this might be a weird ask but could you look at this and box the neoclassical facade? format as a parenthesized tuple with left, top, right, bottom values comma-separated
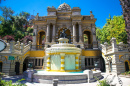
(32, 3, 98, 49)
(0, 3, 129, 76)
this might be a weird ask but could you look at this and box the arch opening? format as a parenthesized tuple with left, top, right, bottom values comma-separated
(50, 24, 53, 42)
(58, 28, 71, 43)
(125, 61, 129, 72)
(83, 31, 92, 49)
(100, 57, 106, 72)
(37, 30, 46, 49)
(76, 23, 79, 42)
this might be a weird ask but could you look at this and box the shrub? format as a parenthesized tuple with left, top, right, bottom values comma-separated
(97, 79, 110, 86)
(0, 72, 26, 86)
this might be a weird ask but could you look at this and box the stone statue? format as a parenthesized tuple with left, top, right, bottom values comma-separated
(60, 29, 67, 38)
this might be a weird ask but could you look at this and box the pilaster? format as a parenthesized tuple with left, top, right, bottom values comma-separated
(32, 28, 37, 48)
(19, 63, 23, 74)
(73, 23, 76, 43)
(46, 24, 50, 42)
(78, 22, 83, 43)
(60, 53, 65, 72)
(75, 54, 80, 71)
(52, 24, 56, 43)
(46, 55, 51, 71)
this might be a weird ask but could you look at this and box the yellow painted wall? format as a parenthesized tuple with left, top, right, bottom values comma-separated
(23, 50, 100, 58)
(82, 50, 101, 56)
(30, 51, 45, 57)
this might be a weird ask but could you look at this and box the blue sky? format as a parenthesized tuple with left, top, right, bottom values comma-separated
(0, 0, 123, 28)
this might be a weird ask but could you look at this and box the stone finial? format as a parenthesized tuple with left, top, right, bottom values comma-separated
(37, 13, 39, 15)
(90, 11, 94, 19)
(90, 11, 92, 14)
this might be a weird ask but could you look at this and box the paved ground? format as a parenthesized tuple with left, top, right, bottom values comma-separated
(2, 73, 130, 86)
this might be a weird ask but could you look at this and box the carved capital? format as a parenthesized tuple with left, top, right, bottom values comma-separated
(72, 22, 76, 25)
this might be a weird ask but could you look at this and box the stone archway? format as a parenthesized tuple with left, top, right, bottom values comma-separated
(100, 56, 106, 72)
(37, 30, 46, 49)
(58, 28, 71, 43)
(83, 30, 92, 49)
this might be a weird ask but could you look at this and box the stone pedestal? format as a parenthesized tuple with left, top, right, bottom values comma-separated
(84, 70, 93, 83)
(26, 70, 35, 82)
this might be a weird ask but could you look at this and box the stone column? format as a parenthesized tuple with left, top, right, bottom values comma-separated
(32, 28, 37, 49)
(87, 58, 89, 68)
(90, 58, 92, 66)
(92, 26, 98, 49)
(46, 24, 50, 42)
(19, 63, 23, 74)
(73, 23, 76, 43)
(40, 59, 42, 66)
(79, 23, 83, 43)
(46, 55, 51, 71)
(75, 54, 80, 71)
(52, 24, 56, 43)
(60, 53, 65, 72)
(33, 59, 35, 67)
(37, 59, 39, 66)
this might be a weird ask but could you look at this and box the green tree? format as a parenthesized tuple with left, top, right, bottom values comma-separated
(0, 6, 32, 41)
(0, 6, 14, 21)
(96, 15, 127, 44)
(19, 11, 30, 20)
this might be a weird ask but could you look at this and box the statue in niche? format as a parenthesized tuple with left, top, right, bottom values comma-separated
(60, 29, 67, 38)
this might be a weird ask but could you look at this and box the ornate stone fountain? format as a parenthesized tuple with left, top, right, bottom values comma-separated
(45, 35, 81, 72)
(27, 29, 102, 84)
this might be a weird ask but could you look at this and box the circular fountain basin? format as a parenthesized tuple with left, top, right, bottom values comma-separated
(33, 70, 103, 84)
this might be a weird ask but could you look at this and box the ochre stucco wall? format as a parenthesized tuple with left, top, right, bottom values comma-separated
(23, 50, 101, 58)
(82, 50, 101, 56)
(30, 51, 45, 57)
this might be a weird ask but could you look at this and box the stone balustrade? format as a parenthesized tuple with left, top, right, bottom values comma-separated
(1, 41, 32, 55)
(100, 38, 129, 55)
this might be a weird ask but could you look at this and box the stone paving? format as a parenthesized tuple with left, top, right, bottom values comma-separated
(2, 73, 130, 86)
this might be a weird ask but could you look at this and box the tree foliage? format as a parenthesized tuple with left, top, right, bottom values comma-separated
(0, 6, 14, 21)
(0, 6, 33, 42)
(96, 15, 127, 44)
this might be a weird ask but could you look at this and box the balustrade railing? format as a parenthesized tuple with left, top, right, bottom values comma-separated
(117, 44, 129, 51)
(31, 45, 45, 50)
(84, 44, 93, 49)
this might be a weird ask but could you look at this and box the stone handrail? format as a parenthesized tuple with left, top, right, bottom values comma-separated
(0, 41, 32, 55)
(100, 38, 129, 55)
(117, 43, 128, 51)
(106, 45, 113, 53)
